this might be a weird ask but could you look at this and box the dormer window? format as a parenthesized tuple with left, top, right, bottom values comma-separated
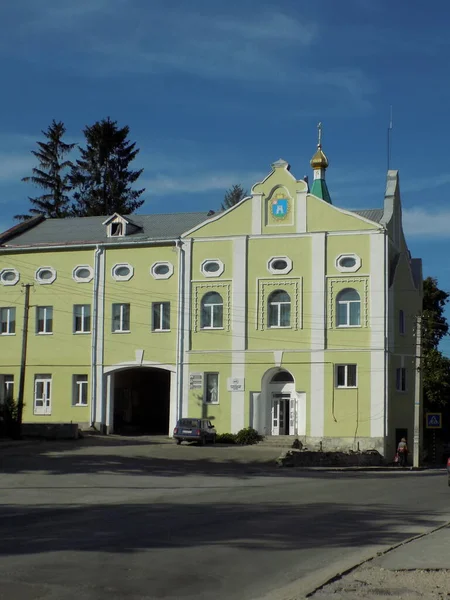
(110, 222, 123, 237)
(103, 213, 141, 238)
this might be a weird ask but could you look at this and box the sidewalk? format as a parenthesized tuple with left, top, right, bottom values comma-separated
(312, 524, 450, 599)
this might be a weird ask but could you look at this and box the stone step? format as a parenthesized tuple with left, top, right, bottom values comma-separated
(259, 436, 299, 447)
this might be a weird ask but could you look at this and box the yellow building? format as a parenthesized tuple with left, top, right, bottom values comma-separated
(0, 140, 422, 457)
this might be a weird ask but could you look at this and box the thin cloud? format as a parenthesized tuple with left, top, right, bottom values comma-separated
(403, 208, 450, 238)
(0, 154, 35, 183)
(142, 171, 264, 195)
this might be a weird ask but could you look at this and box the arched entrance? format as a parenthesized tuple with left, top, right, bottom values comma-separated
(252, 368, 306, 436)
(111, 367, 171, 435)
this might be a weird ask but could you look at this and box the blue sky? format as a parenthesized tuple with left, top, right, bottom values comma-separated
(1, 0, 450, 348)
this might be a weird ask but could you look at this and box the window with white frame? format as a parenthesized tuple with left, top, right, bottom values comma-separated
(200, 292, 223, 329)
(152, 302, 170, 331)
(204, 372, 219, 404)
(72, 265, 94, 283)
(0, 268, 19, 286)
(112, 303, 130, 332)
(336, 288, 361, 327)
(200, 259, 224, 278)
(399, 309, 405, 334)
(112, 263, 134, 281)
(267, 256, 292, 275)
(34, 374, 52, 415)
(73, 304, 91, 333)
(36, 306, 53, 334)
(151, 262, 174, 280)
(335, 254, 361, 273)
(73, 375, 88, 406)
(0, 307, 16, 334)
(0, 375, 14, 404)
(35, 266, 57, 284)
(268, 290, 291, 328)
(336, 364, 357, 388)
(396, 367, 406, 391)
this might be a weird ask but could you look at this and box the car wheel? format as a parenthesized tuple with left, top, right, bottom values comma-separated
(176, 439, 181, 445)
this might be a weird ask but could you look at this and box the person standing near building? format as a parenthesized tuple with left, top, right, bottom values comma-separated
(397, 437, 408, 467)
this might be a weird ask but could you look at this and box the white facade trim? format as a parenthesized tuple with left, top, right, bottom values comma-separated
(370, 233, 386, 438)
(94, 248, 105, 428)
(310, 352, 325, 437)
(230, 237, 247, 432)
(296, 190, 307, 233)
(103, 360, 176, 374)
(182, 239, 192, 418)
(251, 194, 262, 235)
(311, 233, 326, 350)
(370, 350, 385, 437)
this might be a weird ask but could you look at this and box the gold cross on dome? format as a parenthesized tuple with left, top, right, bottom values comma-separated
(317, 122, 322, 148)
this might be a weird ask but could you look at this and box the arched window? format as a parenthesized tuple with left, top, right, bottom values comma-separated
(268, 290, 291, 328)
(201, 292, 223, 329)
(336, 288, 361, 327)
(271, 370, 294, 383)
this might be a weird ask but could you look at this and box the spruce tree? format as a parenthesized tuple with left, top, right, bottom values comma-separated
(70, 117, 145, 216)
(15, 120, 75, 221)
(221, 184, 248, 211)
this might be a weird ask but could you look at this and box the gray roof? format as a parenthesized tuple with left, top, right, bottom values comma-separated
(1, 212, 211, 247)
(351, 209, 384, 223)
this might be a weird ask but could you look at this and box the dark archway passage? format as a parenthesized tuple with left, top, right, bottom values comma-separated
(113, 368, 170, 435)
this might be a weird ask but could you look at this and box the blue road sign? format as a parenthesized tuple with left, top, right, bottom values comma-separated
(426, 413, 442, 429)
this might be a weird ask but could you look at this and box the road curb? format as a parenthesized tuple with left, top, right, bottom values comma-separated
(303, 519, 450, 598)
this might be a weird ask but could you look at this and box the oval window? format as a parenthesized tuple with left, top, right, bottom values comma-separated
(115, 266, 130, 277)
(339, 256, 357, 268)
(76, 268, 91, 279)
(204, 261, 220, 273)
(272, 259, 288, 271)
(2, 271, 17, 282)
(154, 264, 170, 275)
(39, 269, 53, 280)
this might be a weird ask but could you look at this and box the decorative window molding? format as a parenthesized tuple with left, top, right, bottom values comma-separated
(150, 262, 174, 280)
(328, 277, 369, 328)
(112, 263, 134, 282)
(200, 259, 224, 278)
(72, 265, 94, 283)
(0, 268, 19, 286)
(335, 253, 361, 273)
(267, 256, 292, 275)
(257, 278, 302, 331)
(35, 266, 56, 285)
(192, 281, 231, 333)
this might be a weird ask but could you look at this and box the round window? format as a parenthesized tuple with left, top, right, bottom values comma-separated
(204, 261, 220, 273)
(115, 266, 130, 277)
(76, 268, 91, 279)
(2, 271, 17, 282)
(39, 269, 53, 280)
(272, 259, 288, 271)
(154, 264, 170, 275)
(339, 256, 357, 268)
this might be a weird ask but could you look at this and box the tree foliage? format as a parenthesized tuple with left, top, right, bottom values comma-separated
(221, 184, 248, 211)
(70, 117, 145, 216)
(16, 120, 75, 221)
(421, 277, 450, 406)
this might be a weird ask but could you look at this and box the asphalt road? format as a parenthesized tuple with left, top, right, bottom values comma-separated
(1, 437, 450, 600)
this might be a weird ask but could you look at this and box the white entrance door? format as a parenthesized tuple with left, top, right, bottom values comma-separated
(34, 376, 52, 415)
(272, 394, 295, 435)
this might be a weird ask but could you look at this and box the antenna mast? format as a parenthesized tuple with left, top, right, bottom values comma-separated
(387, 106, 393, 171)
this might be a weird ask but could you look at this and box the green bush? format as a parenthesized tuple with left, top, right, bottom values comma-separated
(235, 427, 264, 445)
(216, 433, 237, 444)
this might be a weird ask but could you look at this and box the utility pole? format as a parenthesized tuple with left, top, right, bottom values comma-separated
(413, 314, 422, 468)
(16, 283, 32, 438)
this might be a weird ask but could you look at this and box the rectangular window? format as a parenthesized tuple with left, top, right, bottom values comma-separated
(396, 367, 406, 391)
(152, 302, 170, 331)
(73, 375, 88, 406)
(204, 372, 219, 404)
(36, 306, 53, 334)
(112, 303, 130, 332)
(0, 375, 14, 404)
(0, 307, 16, 335)
(34, 374, 52, 415)
(336, 364, 357, 388)
(399, 310, 405, 335)
(74, 304, 91, 333)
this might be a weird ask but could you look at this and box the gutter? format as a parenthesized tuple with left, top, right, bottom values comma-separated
(0, 239, 177, 254)
(384, 230, 389, 451)
(175, 238, 185, 422)
(91, 245, 104, 427)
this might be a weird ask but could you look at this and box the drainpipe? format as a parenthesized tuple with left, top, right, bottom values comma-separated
(384, 230, 389, 453)
(175, 237, 185, 422)
(91, 245, 103, 427)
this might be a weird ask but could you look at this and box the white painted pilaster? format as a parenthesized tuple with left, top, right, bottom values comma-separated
(296, 190, 307, 233)
(370, 232, 386, 438)
(231, 236, 247, 432)
(169, 371, 177, 431)
(95, 248, 105, 429)
(251, 194, 262, 235)
(181, 239, 192, 418)
(310, 352, 325, 437)
(311, 233, 326, 350)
